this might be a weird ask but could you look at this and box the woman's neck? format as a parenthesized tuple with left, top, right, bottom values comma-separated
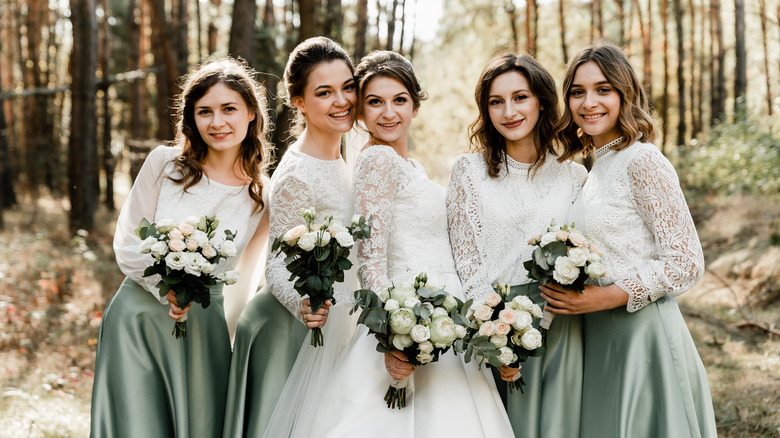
(298, 128, 343, 160)
(505, 138, 537, 164)
(203, 149, 248, 186)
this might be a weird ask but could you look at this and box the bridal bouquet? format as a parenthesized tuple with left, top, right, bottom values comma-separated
(271, 208, 371, 347)
(136, 215, 239, 339)
(463, 283, 545, 393)
(351, 273, 470, 409)
(524, 219, 606, 333)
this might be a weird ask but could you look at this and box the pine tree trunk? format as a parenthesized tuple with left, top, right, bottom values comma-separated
(298, 0, 316, 41)
(355, 0, 368, 61)
(674, 0, 686, 146)
(229, 0, 257, 64)
(713, 0, 726, 123)
(759, 0, 773, 115)
(614, 0, 625, 47)
(528, 0, 538, 54)
(733, 0, 746, 120)
(100, 0, 114, 210)
(398, 0, 407, 55)
(387, 0, 398, 50)
(689, 0, 700, 137)
(507, 1, 519, 53)
(559, 0, 568, 64)
(661, 0, 669, 153)
(324, 0, 343, 41)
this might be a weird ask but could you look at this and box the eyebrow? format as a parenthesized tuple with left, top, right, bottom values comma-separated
(571, 80, 611, 88)
(488, 89, 530, 99)
(314, 78, 354, 92)
(196, 101, 239, 109)
(365, 91, 410, 100)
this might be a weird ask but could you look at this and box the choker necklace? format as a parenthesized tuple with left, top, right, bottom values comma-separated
(594, 136, 623, 158)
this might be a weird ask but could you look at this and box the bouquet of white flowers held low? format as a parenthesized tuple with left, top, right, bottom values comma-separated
(136, 215, 239, 339)
(271, 208, 372, 347)
(524, 219, 606, 336)
(463, 283, 545, 393)
(351, 273, 470, 409)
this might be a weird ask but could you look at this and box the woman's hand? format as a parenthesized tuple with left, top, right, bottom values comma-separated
(165, 290, 192, 321)
(540, 282, 628, 314)
(498, 365, 521, 382)
(384, 350, 415, 380)
(299, 298, 332, 329)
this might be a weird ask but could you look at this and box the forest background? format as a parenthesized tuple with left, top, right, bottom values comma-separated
(0, 0, 778, 436)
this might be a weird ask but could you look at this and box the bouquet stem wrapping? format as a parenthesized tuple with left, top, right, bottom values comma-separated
(309, 327, 324, 347)
(384, 377, 409, 409)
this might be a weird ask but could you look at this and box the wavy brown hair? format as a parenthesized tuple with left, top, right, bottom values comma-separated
(556, 42, 657, 161)
(169, 57, 271, 212)
(469, 53, 560, 178)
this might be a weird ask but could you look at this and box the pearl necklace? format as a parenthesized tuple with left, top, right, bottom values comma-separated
(594, 136, 623, 158)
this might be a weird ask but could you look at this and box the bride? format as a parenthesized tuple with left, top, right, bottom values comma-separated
(265, 50, 513, 437)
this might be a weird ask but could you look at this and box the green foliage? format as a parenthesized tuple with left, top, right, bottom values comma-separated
(678, 115, 780, 202)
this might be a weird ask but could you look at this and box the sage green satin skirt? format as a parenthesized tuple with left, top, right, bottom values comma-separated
(90, 278, 231, 438)
(581, 295, 717, 438)
(222, 285, 308, 438)
(504, 287, 584, 438)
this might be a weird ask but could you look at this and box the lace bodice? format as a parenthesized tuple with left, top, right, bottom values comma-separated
(446, 153, 587, 301)
(266, 146, 354, 318)
(113, 145, 264, 304)
(353, 145, 458, 293)
(570, 141, 704, 312)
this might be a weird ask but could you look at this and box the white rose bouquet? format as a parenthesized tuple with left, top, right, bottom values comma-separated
(463, 283, 545, 393)
(136, 215, 239, 339)
(351, 273, 470, 409)
(524, 219, 606, 335)
(271, 208, 372, 347)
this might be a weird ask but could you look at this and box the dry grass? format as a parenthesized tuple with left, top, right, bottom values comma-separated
(0, 194, 778, 437)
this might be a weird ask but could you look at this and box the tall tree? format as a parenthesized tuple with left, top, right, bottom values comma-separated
(527, 0, 538, 54)
(688, 0, 700, 137)
(733, 0, 746, 120)
(128, 0, 146, 182)
(324, 0, 343, 40)
(673, 0, 686, 146)
(695, 1, 705, 131)
(228, 0, 257, 63)
(711, 0, 726, 124)
(148, 0, 182, 141)
(354, 0, 369, 60)
(660, 0, 669, 153)
(298, 0, 316, 40)
(99, 0, 115, 210)
(614, 0, 625, 47)
(25, 0, 49, 192)
(398, 0, 407, 55)
(507, 1, 519, 53)
(759, 0, 773, 115)
(387, 0, 398, 50)
(632, 0, 652, 97)
(208, 0, 221, 54)
(559, 0, 568, 64)
(69, 0, 99, 231)
(0, 26, 15, 219)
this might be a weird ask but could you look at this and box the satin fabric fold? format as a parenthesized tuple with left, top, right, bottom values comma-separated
(222, 285, 308, 437)
(90, 278, 230, 438)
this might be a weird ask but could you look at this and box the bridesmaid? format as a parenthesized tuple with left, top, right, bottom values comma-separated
(223, 36, 357, 438)
(446, 53, 587, 438)
(90, 57, 272, 437)
(542, 42, 717, 437)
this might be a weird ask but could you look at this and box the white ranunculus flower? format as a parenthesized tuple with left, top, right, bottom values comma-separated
(484, 291, 502, 307)
(334, 231, 354, 247)
(186, 239, 199, 251)
(521, 328, 543, 350)
(155, 218, 175, 232)
(478, 320, 496, 337)
(588, 251, 602, 263)
(511, 330, 524, 347)
(223, 270, 240, 285)
(392, 333, 414, 350)
(190, 230, 209, 247)
(432, 307, 448, 319)
(498, 308, 518, 325)
(297, 232, 318, 251)
(200, 261, 215, 275)
(151, 241, 169, 258)
(442, 294, 458, 312)
(178, 223, 195, 236)
(165, 252, 187, 270)
(540, 232, 558, 247)
(316, 230, 331, 246)
(455, 325, 467, 338)
(568, 247, 589, 267)
(416, 352, 434, 364)
(410, 324, 431, 343)
(585, 261, 606, 279)
(555, 230, 569, 242)
(220, 240, 237, 258)
(168, 228, 184, 241)
(351, 214, 361, 225)
(498, 346, 517, 366)
(553, 256, 579, 285)
(390, 284, 417, 304)
(490, 334, 508, 348)
(389, 308, 417, 335)
(418, 341, 434, 354)
(429, 316, 458, 348)
(568, 232, 588, 247)
(403, 297, 421, 309)
(140, 236, 157, 254)
(494, 322, 511, 336)
(283, 225, 306, 246)
(512, 311, 533, 331)
(512, 295, 535, 312)
(168, 238, 187, 253)
(202, 245, 217, 259)
(473, 304, 494, 321)
(384, 299, 400, 311)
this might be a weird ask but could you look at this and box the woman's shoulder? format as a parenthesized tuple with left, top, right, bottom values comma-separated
(356, 145, 403, 169)
(623, 141, 678, 179)
(143, 145, 181, 178)
(450, 153, 486, 177)
(551, 155, 588, 181)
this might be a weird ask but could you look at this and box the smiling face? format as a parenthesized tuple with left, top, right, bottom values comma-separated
(568, 61, 622, 147)
(293, 60, 357, 135)
(360, 76, 418, 150)
(487, 71, 541, 151)
(194, 82, 255, 155)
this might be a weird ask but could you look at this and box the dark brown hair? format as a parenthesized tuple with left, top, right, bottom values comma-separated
(354, 50, 428, 114)
(469, 53, 560, 178)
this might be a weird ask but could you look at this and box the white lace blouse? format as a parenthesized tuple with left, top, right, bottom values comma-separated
(113, 145, 265, 305)
(265, 146, 354, 318)
(446, 153, 587, 301)
(569, 141, 705, 313)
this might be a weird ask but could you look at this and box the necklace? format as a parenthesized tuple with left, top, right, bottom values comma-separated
(594, 136, 623, 158)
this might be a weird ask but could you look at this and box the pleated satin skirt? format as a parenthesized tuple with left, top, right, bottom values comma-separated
(90, 278, 231, 438)
(504, 286, 584, 438)
(222, 285, 308, 438)
(580, 295, 717, 438)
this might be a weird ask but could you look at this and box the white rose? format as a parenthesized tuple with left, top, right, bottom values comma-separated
(553, 256, 580, 285)
(555, 230, 569, 242)
(220, 240, 237, 258)
(186, 239, 199, 251)
(418, 341, 434, 354)
(334, 231, 355, 247)
(478, 320, 496, 337)
(529, 304, 543, 319)
(498, 308, 518, 325)
(540, 232, 558, 247)
(201, 245, 217, 259)
(139, 236, 157, 254)
(384, 299, 400, 311)
(498, 347, 518, 366)
(585, 262, 606, 279)
(184, 216, 200, 227)
(190, 230, 209, 247)
(403, 297, 421, 309)
(521, 328, 543, 350)
(472, 304, 494, 321)
(588, 251, 602, 263)
(328, 223, 348, 235)
(455, 325, 467, 338)
(168, 238, 187, 253)
(168, 228, 184, 241)
(512, 295, 535, 312)
(155, 218, 175, 232)
(442, 294, 458, 312)
(568, 232, 588, 247)
(484, 291, 502, 307)
(389, 308, 417, 335)
(491, 334, 508, 348)
(494, 322, 511, 336)
(568, 247, 589, 267)
(200, 262, 215, 275)
(223, 270, 240, 285)
(390, 284, 417, 304)
(416, 352, 434, 364)
(178, 223, 195, 236)
(512, 311, 533, 331)
(297, 232, 318, 251)
(165, 252, 187, 270)
(283, 225, 306, 246)
(432, 307, 448, 319)
(316, 230, 331, 246)
(151, 241, 169, 258)
(392, 334, 414, 350)
(184, 256, 202, 276)
(379, 287, 391, 302)
(589, 243, 603, 256)
(410, 324, 431, 343)
(429, 316, 458, 348)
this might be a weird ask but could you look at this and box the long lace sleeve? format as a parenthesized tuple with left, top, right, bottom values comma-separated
(113, 145, 168, 303)
(446, 156, 494, 301)
(266, 173, 313, 320)
(617, 149, 705, 313)
(353, 148, 395, 293)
